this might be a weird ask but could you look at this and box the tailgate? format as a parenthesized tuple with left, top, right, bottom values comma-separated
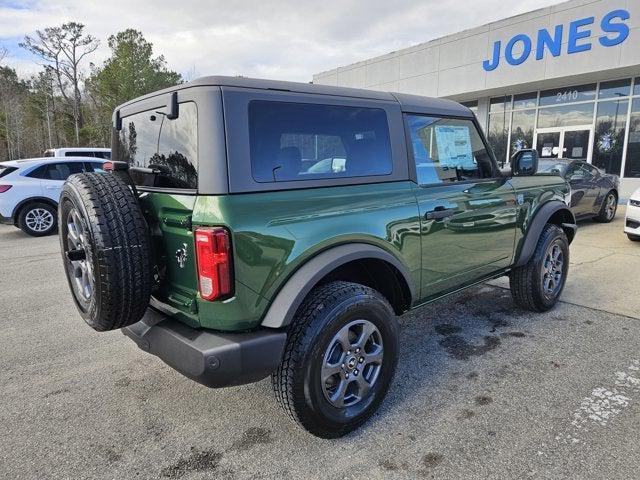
(139, 191, 199, 323)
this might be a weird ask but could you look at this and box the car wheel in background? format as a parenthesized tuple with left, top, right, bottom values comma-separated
(272, 281, 399, 438)
(509, 224, 569, 312)
(58, 172, 153, 332)
(18, 202, 57, 237)
(594, 191, 617, 223)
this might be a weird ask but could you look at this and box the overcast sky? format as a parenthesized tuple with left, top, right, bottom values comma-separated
(1, 0, 562, 82)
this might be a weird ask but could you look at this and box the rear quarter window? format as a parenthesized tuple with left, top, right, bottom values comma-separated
(248, 101, 392, 183)
(118, 102, 198, 189)
(0, 166, 17, 178)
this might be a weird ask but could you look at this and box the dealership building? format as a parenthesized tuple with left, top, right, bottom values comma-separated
(313, 0, 640, 197)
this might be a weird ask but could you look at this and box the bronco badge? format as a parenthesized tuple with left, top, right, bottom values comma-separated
(175, 243, 188, 268)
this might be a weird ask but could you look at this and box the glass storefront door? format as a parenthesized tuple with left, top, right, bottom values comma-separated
(536, 132, 561, 159)
(535, 127, 593, 162)
(563, 130, 591, 160)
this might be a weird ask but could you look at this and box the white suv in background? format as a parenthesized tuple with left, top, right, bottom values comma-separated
(0, 158, 108, 236)
(625, 188, 640, 242)
(43, 147, 111, 159)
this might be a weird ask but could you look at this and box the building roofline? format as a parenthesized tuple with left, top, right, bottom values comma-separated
(313, 0, 574, 79)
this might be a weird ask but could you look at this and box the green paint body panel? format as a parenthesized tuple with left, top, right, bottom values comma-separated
(138, 176, 569, 332)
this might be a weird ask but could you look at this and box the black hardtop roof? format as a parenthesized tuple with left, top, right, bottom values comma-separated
(116, 75, 472, 118)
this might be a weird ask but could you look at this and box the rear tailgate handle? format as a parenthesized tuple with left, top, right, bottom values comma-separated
(425, 207, 456, 221)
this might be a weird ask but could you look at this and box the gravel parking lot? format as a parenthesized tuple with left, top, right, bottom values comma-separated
(1, 209, 639, 479)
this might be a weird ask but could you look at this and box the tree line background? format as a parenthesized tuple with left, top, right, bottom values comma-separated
(0, 23, 182, 162)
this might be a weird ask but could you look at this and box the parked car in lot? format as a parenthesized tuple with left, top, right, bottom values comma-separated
(57, 76, 577, 438)
(43, 147, 111, 159)
(537, 159, 619, 223)
(625, 188, 640, 241)
(0, 158, 108, 236)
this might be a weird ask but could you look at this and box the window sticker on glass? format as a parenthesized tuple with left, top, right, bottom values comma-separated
(434, 125, 475, 169)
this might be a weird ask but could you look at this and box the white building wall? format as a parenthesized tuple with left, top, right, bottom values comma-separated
(313, 0, 638, 101)
(313, 0, 640, 198)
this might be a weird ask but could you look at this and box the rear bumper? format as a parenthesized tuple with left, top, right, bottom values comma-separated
(122, 308, 287, 388)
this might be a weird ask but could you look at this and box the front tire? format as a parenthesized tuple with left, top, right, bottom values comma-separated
(509, 224, 569, 312)
(272, 281, 399, 438)
(18, 202, 57, 236)
(595, 191, 617, 223)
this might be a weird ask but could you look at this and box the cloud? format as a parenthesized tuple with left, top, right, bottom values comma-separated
(0, 0, 561, 82)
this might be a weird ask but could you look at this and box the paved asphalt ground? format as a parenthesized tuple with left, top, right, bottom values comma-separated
(1, 208, 639, 479)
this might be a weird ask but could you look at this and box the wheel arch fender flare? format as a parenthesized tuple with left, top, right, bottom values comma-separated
(514, 200, 576, 268)
(260, 243, 416, 329)
(12, 197, 58, 221)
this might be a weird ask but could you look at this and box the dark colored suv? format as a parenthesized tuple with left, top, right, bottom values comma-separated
(58, 76, 576, 438)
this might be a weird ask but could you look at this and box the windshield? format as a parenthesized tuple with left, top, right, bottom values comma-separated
(537, 161, 567, 176)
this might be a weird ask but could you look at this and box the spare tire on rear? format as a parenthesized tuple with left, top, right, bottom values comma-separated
(58, 172, 153, 331)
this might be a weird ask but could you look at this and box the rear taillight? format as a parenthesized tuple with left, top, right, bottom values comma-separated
(194, 227, 233, 301)
(0, 185, 12, 193)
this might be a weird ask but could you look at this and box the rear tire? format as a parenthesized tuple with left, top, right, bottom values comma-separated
(58, 173, 153, 331)
(509, 224, 569, 312)
(18, 202, 57, 237)
(594, 191, 617, 223)
(272, 281, 399, 438)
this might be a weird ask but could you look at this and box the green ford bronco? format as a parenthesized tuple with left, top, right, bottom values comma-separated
(58, 76, 576, 438)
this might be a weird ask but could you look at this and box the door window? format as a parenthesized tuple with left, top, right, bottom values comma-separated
(566, 162, 593, 181)
(405, 115, 495, 185)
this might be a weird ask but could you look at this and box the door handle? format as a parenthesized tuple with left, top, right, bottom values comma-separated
(45, 186, 59, 190)
(425, 207, 456, 221)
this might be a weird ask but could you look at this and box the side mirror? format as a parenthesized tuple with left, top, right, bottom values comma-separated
(511, 149, 538, 176)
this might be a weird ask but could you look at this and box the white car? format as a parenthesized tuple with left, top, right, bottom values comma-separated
(625, 188, 640, 242)
(0, 157, 108, 236)
(43, 147, 111, 159)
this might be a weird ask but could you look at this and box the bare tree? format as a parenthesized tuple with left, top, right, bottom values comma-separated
(20, 22, 99, 145)
(0, 46, 7, 64)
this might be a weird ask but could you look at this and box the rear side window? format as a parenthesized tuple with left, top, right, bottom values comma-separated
(118, 102, 198, 190)
(64, 151, 111, 159)
(0, 166, 17, 178)
(248, 101, 392, 182)
(65, 151, 93, 157)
